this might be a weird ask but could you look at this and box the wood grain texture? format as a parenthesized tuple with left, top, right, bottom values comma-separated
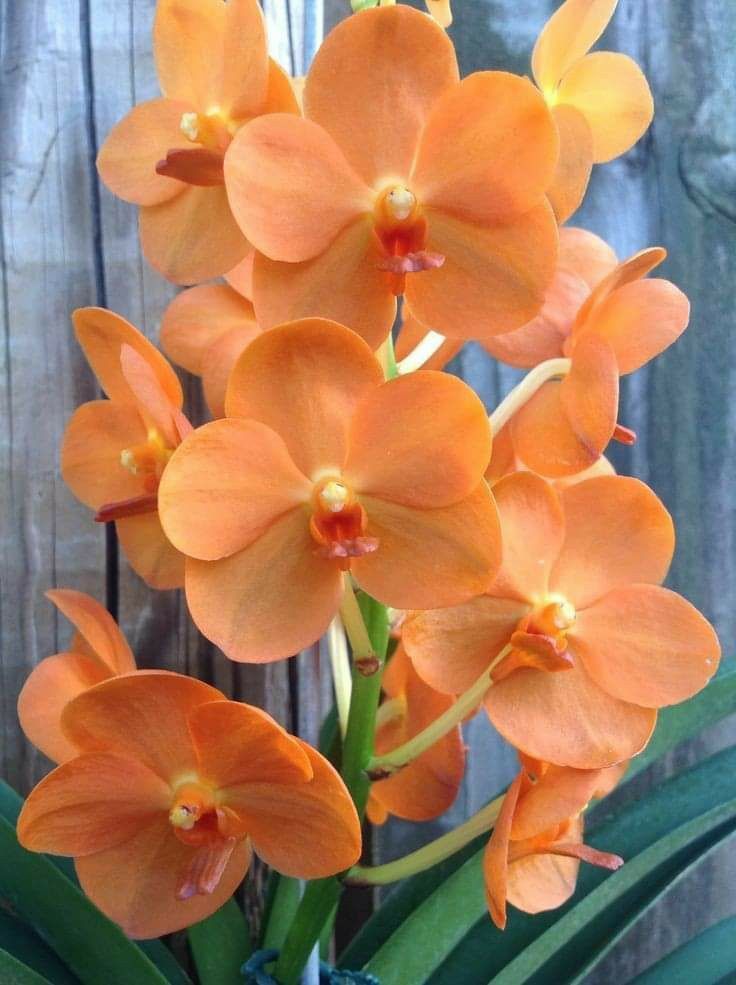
(2, 0, 735, 980)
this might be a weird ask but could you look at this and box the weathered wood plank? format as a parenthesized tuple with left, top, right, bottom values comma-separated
(0, 0, 107, 790)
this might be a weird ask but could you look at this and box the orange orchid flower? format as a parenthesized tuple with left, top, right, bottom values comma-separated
(404, 471, 720, 770)
(161, 276, 260, 420)
(61, 307, 191, 589)
(485, 424, 616, 487)
(17, 671, 361, 938)
(367, 644, 465, 825)
(504, 239, 689, 478)
(158, 318, 501, 663)
(485, 760, 623, 929)
(97, 0, 298, 285)
(18, 589, 135, 765)
(532, 0, 654, 222)
(223, 4, 559, 349)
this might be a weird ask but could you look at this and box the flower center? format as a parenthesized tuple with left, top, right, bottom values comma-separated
(179, 109, 234, 153)
(309, 476, 379, 570)
(167, 778, 246, 901)
(529, 598, 577, 638)
(372, 184, 444, 295)
(120, 428, 173, 492)
(492, 597, 577, 683)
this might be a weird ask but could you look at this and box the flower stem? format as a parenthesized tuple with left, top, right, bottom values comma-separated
(326, 617, 352, 739)
(274, 594, 390, 985)
(377, 331, 399, 380)
(366, 646, 510, 777)
(339, 578, 377, 673)
(489, 357, 571, 432)
(345, 794, 505, 886)
(397, 329, 447, 374)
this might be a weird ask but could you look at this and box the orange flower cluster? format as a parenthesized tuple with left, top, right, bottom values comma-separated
(18, 0, 720, 947)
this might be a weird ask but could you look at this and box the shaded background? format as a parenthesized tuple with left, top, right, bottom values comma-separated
(2, 0, 735, 980)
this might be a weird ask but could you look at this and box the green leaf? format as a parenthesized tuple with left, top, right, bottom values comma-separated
(631, 914, 736, 984)
(0, 781, 180, 985)
(339, 662, 736, 970)
(261, 875, 302, 951)
(360, 743, 736, 984)
(0, 913, 80, 985)
(0, 950, 53, 985)
(187, 899, 251, 985)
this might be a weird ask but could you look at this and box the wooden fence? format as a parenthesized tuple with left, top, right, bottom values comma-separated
(2, 0, 735, 979)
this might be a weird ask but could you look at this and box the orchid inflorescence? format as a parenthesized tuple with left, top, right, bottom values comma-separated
(17, 0, 720, 981)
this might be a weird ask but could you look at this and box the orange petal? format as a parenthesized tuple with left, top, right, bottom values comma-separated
(46, 589, 135, 675)
(406, 203, 558, 340)
(18, 654, 112, 764)
(73, 307, 182, 410)
(482, 268, 586, 368)
(154, 0, 269, 120)
(532, 0, 617, 93)
(559, 226, 618, 288)
(189, 700, 312, 789)
(61, 401, 147, 511)
(546, 104, 593, 224)
(412, 72, 558, 223)
(579, 278, 690, 375)
(61, 671, 224, 781)
(262, 59, 301, 117)
(571, 585, 720, 708)
(140, 185, 248, 285)
(510, 765, 603, 841)
(404, 596, 528, 695)
(252, 219, 397, 350)
(160, 284, 257, 375)
(115, 513, 186, 591)
(484, 657, 656, 769)
(344, 371, 491, 508)
(159, 419, 310, 561)
(370, 652, 465, 822)
(201, 326, 259, 420)
(225, 251, 255, 300)
(97, 98, 191, 206)
(485, 424, 518, 485)
(483, 773, 523, 930)
(17, 752, 170, 856)
(506, 834, 580, 915)
(225, 318, 383, 477)
(491, 472, 565, 602)
(575, 247, 665, 328)
(185, 507, 343, 663)
(76, 815, 250, 938)
(511, 336, 618, 478)
(353, 484, 502, 610)
(224, 114, 372, 263)
(550, 475, 674, 608)
(304, 4, 458, 186)
(225, 741, 361, 878)
(119, 345, 181, 448)
(557, 51, 653, 163)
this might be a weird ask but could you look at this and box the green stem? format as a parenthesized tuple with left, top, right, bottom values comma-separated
(274, 594, 389, 985)
(366, 649, 509, 777)
(345, 794, 505, 886)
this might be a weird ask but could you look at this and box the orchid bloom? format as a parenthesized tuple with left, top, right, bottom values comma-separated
(533, 0, 654, 222)
(17, 671, 361, 938)
(97, 0, 298, 285)
(61, 308, 191, 589)
(485, 422, 616, 488)
(404, 471, 720, 769)
(223, 4, 559, 349)
(367, 643, 465, 825)
(485, 760, 623, 929)
(18, 590, 135, 765)
(505, 238, 689, 478)
(158, 319, 500, 663)
(161, 272, 260, 420)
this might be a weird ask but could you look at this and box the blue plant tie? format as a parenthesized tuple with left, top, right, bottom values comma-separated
(242, 950, 380, 985)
